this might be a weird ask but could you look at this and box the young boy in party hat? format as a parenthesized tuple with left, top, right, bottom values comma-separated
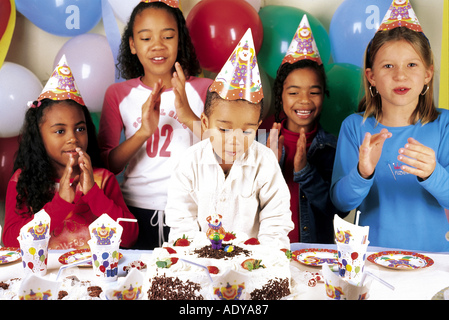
(3, 55, 138, 249)
(165, 29, 294, 249)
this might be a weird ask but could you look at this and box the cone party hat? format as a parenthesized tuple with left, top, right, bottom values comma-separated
(209, 28, 263, 104)
(37, 55, 85, 106)
(282, 14, 323, 66)
(140, 0, 179, 8)
(378, 0, 423, 32)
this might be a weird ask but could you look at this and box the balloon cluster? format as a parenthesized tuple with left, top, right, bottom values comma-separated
(93, 250, 119, 277)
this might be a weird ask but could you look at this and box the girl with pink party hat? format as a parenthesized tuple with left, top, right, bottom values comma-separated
(331, 0, 449, 252)
(3, 56, 138, 250)
(98, 0, 212, 249)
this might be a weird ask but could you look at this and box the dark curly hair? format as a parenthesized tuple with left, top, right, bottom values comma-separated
(273, 59, 328, 123)
(13, 99, 103, 216)
(117, 2, 201, 80)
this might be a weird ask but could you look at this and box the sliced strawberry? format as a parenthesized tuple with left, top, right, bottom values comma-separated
(174, 235, 190, 246)
(163, 247, 177, 254)
(223, 232, 236, 241)
(207, 266, 219, 274)
(244, 237, 260, 245)
(241, 259, 265, 271)
(281, 248, 292, 260)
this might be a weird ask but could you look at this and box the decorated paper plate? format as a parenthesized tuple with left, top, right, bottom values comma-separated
(59, 249, 123, 267)
(0, 247, 21, 265)
(292, 248, 338, 267)
(367, 251, 434, 270)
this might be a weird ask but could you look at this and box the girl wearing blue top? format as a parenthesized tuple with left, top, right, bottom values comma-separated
(331, 25, 449, 252)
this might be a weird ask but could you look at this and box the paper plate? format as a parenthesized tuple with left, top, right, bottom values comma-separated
(292, 248, 338, 267)
(0, 247, 21, 265)
(59, 248, 123, 267)
(367, 250, 434, 270)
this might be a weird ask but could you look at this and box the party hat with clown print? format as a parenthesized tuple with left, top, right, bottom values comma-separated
(378, 0, 423, 33)
(282, 14, 323, 66)
(37, 55, 85, 106)
(209, 28, 263, 104)
(140, 0, 179, 8)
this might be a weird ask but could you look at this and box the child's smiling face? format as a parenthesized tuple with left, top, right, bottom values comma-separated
(129, 7, 179, 87)
(282, 67, 324, 133)
(39, 102, 88, 179)
(201, 99, 261, 172)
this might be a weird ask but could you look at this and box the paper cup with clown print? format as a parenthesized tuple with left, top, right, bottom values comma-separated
(88, 239, 120, 282)
(104, 268, 144, 300)
(17, 236, 50, 276)
(211, 269, 249, 300)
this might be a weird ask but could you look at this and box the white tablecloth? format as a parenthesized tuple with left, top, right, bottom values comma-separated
(1, 243, 448, 300)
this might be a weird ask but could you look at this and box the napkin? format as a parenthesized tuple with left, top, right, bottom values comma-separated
(104, 268, 144, 300)
(322, 263, 371, 300)
(19, 209, 50, 241)
(334, 214, 369, 245)
(211, 269, 249, 300)
(88, 213, 123, 245)
(18, 274, 60, 300)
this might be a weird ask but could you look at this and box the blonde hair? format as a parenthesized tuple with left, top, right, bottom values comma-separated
(358, 27, 438, 125)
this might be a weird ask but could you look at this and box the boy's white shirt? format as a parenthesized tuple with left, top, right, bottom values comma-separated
(165, 139, 294, 249)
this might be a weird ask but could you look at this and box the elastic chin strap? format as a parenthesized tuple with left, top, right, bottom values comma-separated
(150, 210, 166, 247)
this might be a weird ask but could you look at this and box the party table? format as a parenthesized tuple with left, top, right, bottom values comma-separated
(0, 243, 447, 300)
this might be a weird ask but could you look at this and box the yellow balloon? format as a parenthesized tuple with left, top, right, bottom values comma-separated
(28, 247, 36, 255)
(345, 265, 352, 272)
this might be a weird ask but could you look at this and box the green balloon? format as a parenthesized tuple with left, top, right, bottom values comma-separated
(90, 111, 101, 135)
(320, 63, 364, 136)
(258, 5, 331, 79)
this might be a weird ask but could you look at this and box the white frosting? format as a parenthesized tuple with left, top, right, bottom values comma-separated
(145, 232, 291, 300)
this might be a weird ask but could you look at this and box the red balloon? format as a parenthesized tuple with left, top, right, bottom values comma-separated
(28, 262, 34, 270)
(0, 0, 12, 41)
(351, 252, 358, 260)
(186, 0, 263, 73)
(0, 136, 19, 202)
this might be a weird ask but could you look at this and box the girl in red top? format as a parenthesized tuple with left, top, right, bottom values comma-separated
(3, 58, 138, 250)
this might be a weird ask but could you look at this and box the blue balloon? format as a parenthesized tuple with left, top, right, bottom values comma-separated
(329, 0, 391, 67)
(15, 0, 101, 37)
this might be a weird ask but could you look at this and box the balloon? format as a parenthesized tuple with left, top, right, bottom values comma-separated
(245, 0, 261, 12)
(329, 0, 392, 67)
(90, 112, 101, 134)
(0, 62, 43, 137)
(55, 34, 115, 112)
(0, 136, 19, 201)
(320, 63, 363, 136)
(0, 0, 15, 68)
(186, 0, 263, 73)
(259, 68, 273, 119)
(102, 252, 109, 260)
(346, 264, 352, 272)
(28, 247, 36, 255)
(108, 0, 140, 24)
(27, 262, 34, 269)
(258, 6, 331, 79)
(351, 252, 359, 260)
(39, 254, 46, 262)
(15, 0, 101, 37)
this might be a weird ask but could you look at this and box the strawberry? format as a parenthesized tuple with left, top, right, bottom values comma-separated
(244, 237, 260, 245)
(156, 257, 178, 268)
(241, 259, 265, 271)
(223, 232, 236, 241)
(173, 235, 190, 246)
(207, 266, 219, 274)
(163, 247, 177, 254)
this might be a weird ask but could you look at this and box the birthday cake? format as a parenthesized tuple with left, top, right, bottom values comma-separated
(145, 215, 292, 300)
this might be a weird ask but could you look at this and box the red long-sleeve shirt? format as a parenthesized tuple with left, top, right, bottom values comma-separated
(3, 168, 138, 249)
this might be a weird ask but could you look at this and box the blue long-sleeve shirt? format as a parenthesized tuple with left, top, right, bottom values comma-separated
(331, 109, 449, 252)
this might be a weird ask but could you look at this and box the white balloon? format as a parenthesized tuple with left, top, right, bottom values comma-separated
(245, 0, 261, 12)
(55, 34, 115, 112)
(0, 62, 43, 137)
(108, 0, 140, 24)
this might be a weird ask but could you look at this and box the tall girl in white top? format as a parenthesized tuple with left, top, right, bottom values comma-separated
(98, 0, 212, 249)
